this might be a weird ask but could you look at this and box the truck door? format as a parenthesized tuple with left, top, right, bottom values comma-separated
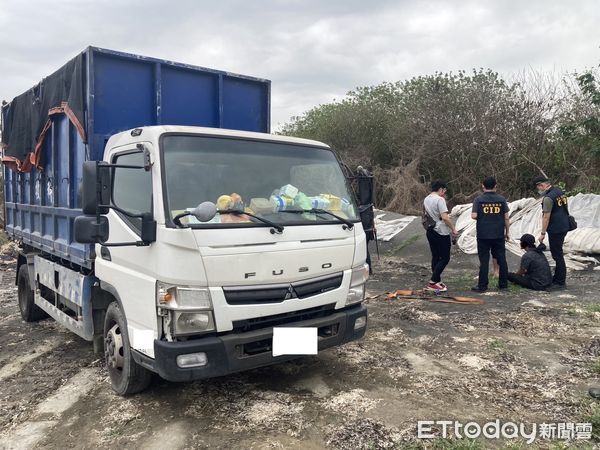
(94, 145, 158, 358)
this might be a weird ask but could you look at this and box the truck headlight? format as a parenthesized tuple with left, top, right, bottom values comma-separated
(157, 282, 215, 337)
(346, 263, 369, 306)
(156, 282, 212, 310)
(173, 311, 215, 335)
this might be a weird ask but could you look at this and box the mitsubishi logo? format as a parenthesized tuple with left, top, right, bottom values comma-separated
(284, 285, 295, 300)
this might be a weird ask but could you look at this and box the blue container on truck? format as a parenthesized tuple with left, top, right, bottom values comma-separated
(1, 47, 271, 267)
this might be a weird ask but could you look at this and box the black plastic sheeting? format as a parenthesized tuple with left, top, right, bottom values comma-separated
(1, 53, 85, 168)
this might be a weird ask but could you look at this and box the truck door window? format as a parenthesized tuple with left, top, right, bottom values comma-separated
(112, 150, 152, 231)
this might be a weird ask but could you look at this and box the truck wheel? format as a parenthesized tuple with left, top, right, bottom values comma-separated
(104, 302, 152, 395)
(17, 265, 47, 322)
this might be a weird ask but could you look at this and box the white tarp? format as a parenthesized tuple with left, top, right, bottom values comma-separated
(452, 193, 600, 270)
(374, 210, 417, 242)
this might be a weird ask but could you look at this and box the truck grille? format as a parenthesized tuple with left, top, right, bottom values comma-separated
(231, 303, 337, 333)
(223, 273, 343, 305)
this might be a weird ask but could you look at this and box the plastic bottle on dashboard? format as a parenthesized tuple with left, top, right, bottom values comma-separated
(310, 196, 330, 210)
(270, 195, 294, 211)
(341, 198, 351, 213)
(320, 194, 342, 210)
(294, 192, 312, 210)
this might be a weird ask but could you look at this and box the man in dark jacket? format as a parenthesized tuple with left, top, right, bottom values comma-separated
(471, 177, 511, 292)
(533, 176, 569, 287)
(508, 234, 553, 290)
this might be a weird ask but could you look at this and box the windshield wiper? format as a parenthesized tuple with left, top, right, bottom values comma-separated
(280, 208, 354, 230)
(220, 209, 285, 234)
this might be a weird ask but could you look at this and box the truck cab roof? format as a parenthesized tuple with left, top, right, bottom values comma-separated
(105, 126, 330, 154)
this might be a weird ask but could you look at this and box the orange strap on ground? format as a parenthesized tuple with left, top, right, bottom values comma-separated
(366, 290, 485, 305)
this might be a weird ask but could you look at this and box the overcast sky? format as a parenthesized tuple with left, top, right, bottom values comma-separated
(1, 0, 598, 129)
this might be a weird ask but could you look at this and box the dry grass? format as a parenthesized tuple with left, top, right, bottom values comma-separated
(373, 160, 430, 215)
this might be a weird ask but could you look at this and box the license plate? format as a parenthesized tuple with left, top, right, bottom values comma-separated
(272, 327, 318, 356)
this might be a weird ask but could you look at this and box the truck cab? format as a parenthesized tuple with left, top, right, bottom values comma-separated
(74, 125, 369, 394)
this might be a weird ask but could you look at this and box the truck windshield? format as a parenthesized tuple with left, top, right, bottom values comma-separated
(161, 135, 359, 227)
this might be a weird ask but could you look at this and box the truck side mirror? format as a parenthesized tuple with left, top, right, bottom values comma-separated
(82, 161, 111, 215)
(141, 213, 157, 243)
(356, 166, 374, 206)
(74, 215, 109, 243)
(356, 166, 376, 243)
(136, 143, 153, 171)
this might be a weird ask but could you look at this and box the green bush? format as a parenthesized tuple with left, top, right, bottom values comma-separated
(281, 68, 600, 212)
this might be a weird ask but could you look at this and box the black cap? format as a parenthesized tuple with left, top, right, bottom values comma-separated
(520, 234, 536, 247)
(532, 175, 549, 186)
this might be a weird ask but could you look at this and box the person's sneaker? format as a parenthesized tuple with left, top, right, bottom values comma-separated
(551, 282, 566, 290)
(425, 282, 448, 292)
(471, 285, 487, 292)
(498, 285, 509, 290)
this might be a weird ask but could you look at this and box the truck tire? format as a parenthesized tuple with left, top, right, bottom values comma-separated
(17, 264, 48, 322)
(104, 302, 152, 395)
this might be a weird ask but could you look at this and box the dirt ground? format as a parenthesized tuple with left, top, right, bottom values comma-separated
(1, 227, 600, 449)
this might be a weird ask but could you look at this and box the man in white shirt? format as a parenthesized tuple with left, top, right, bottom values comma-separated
(423, 180, 459, 292)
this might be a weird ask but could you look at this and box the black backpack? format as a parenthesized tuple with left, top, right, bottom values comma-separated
(422, 205, 437, 231)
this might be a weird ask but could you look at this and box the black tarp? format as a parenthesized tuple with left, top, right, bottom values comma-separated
(1, 53, 86, 171)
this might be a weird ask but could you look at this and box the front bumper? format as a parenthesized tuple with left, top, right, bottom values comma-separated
(146, 304, 367, 382)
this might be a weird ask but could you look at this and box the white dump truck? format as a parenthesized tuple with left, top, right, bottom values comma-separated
(2, 48, 370, 395)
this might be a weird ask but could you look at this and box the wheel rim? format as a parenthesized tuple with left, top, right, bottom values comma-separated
(105, 323, 124, 371)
